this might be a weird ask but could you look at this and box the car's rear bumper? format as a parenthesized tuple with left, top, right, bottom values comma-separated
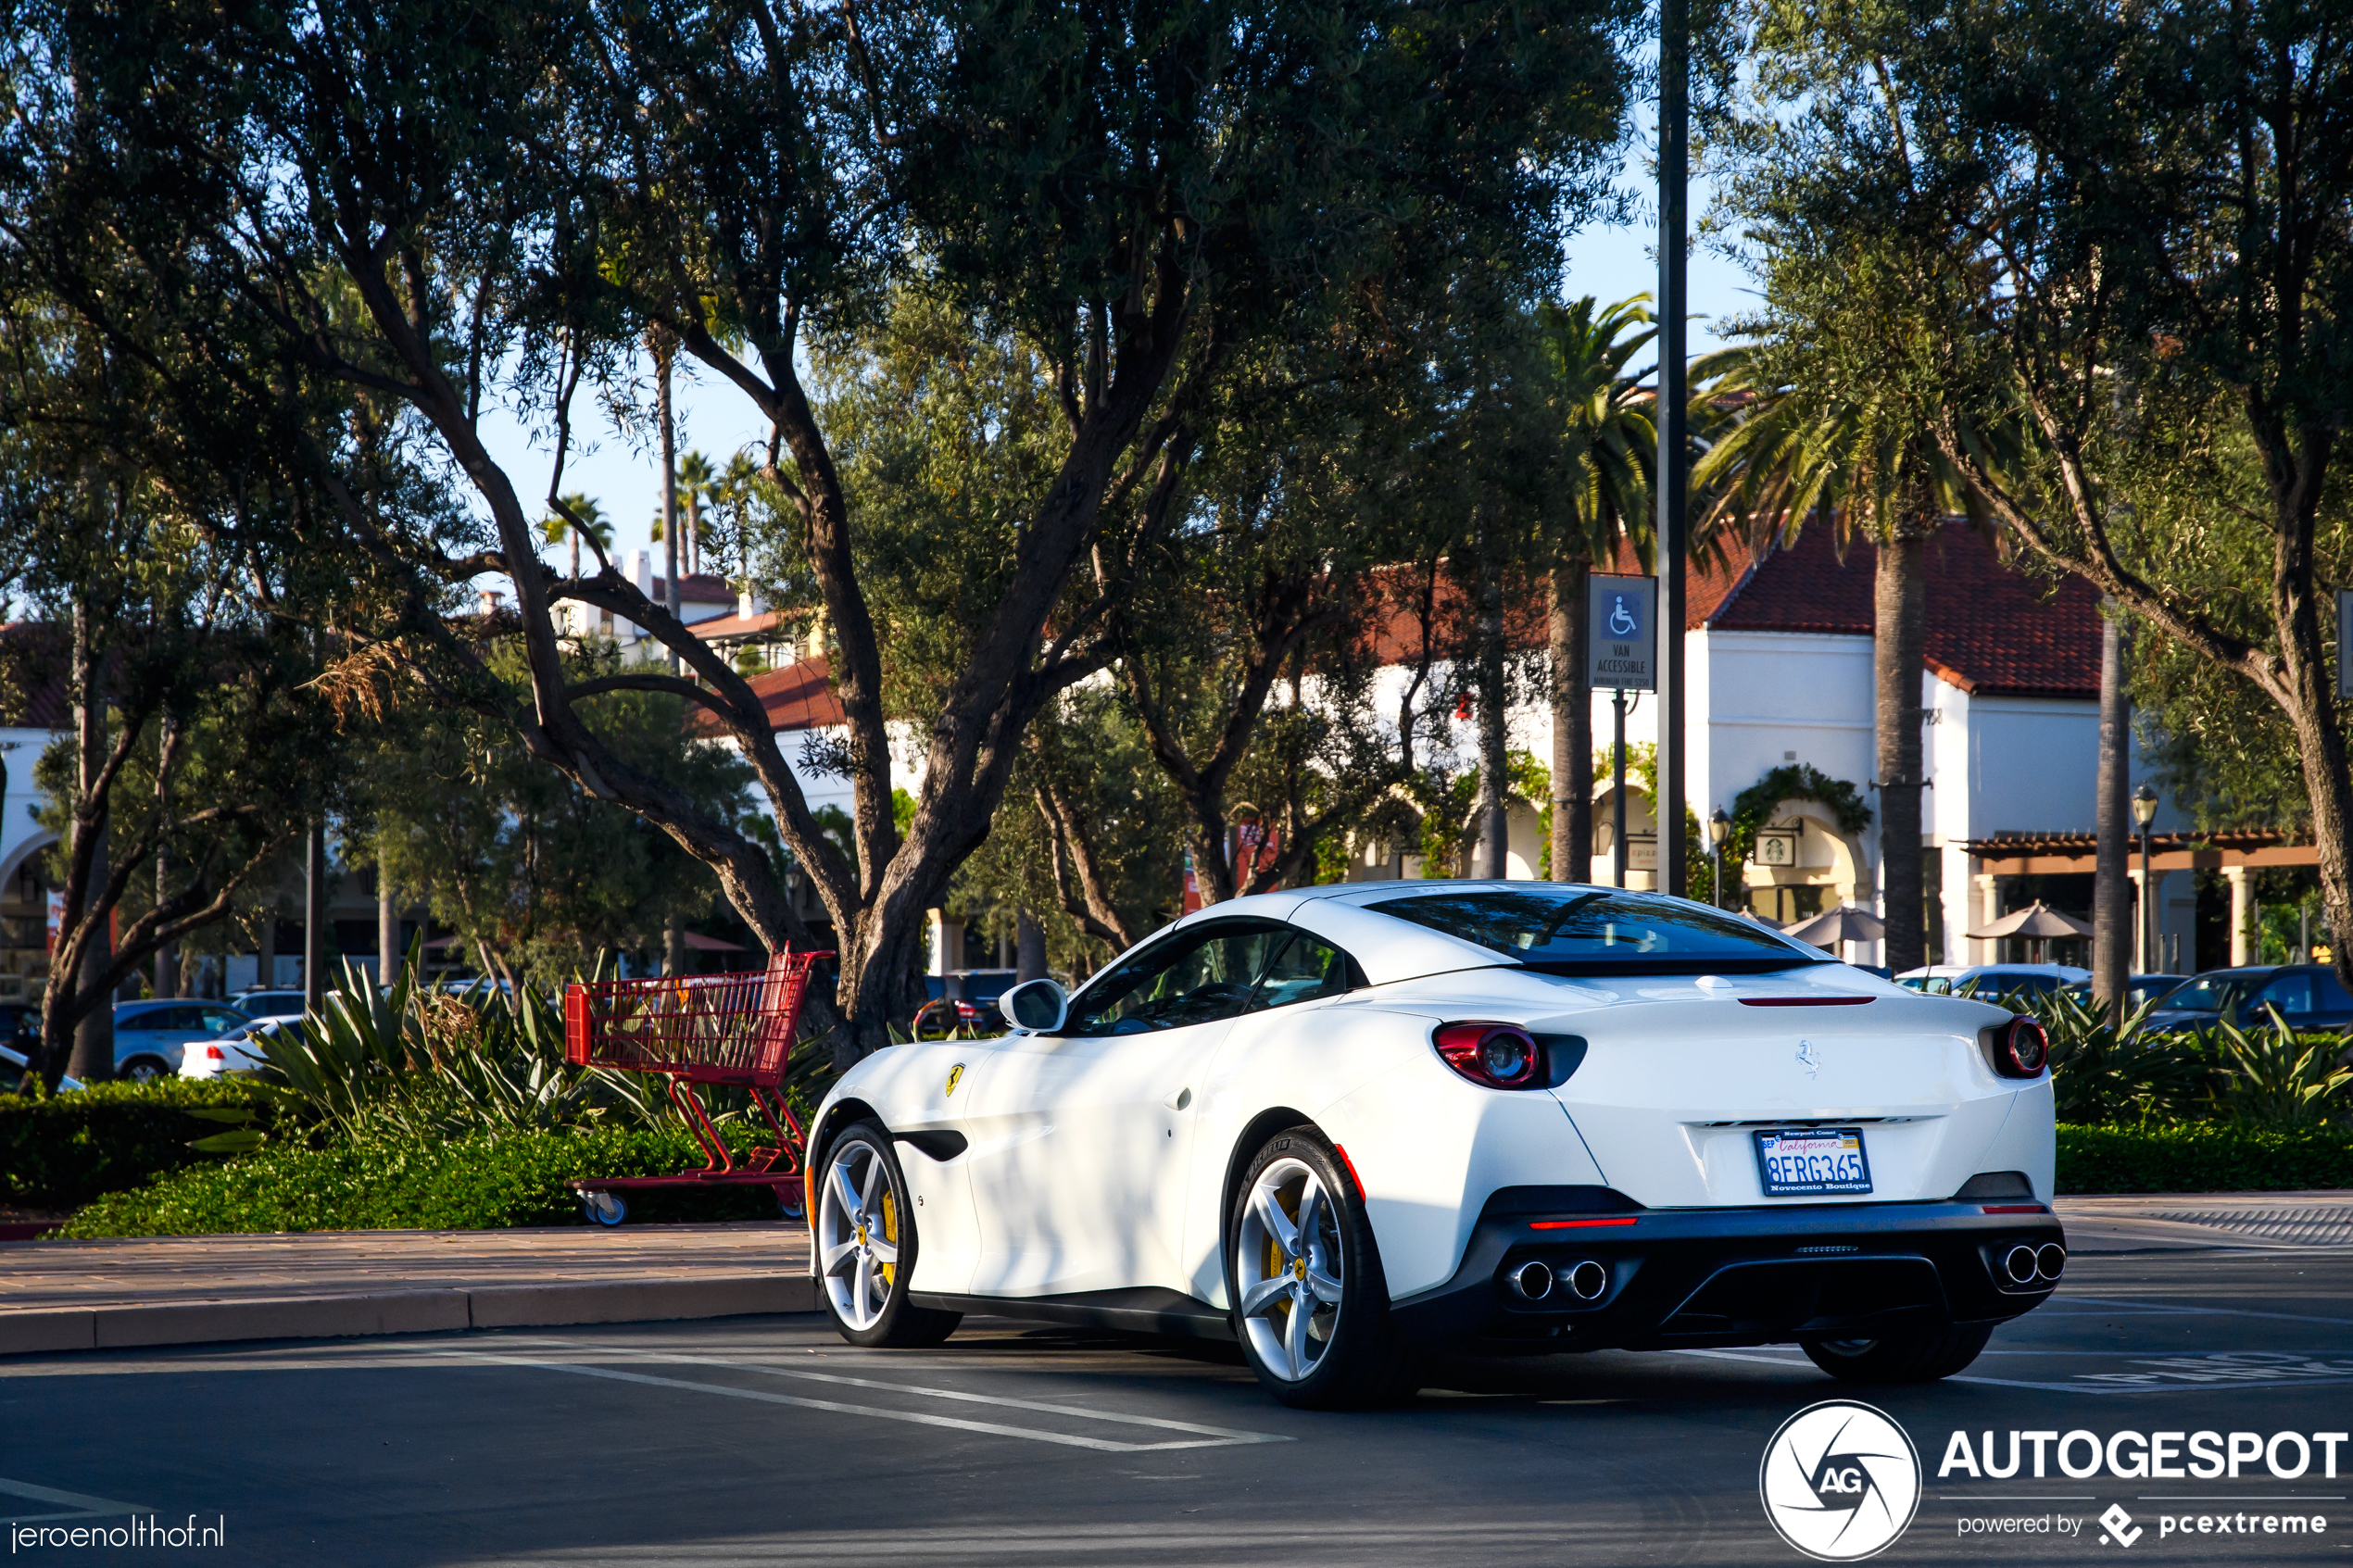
(1388, 1185, 2063, 1351)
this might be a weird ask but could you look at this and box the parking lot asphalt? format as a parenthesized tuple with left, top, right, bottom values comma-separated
(6, 1236, 2351, 1566)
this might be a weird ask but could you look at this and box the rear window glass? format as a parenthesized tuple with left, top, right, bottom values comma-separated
(1365, 888, 1825, 975)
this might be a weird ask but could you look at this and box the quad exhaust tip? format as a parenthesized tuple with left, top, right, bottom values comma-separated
(1563, 1260, 1609, 1301)
(2036, 1242, 2067, 1282)
(1509, 1261, 1554, 1300)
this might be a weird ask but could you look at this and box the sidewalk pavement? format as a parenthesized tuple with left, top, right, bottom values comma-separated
(0, 1223, 812, 1356)
(4, 1192, 2347, 1361)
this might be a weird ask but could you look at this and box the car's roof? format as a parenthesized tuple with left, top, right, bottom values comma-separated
(1143, 879, 1826, 988)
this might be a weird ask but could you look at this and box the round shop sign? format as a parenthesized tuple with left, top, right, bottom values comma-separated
(1758, 1399, 1921, 1561)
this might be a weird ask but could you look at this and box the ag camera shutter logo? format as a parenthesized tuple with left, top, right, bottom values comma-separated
(1759, 1399, 1922, 1561)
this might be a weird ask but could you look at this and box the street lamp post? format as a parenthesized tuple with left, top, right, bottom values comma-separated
(2131, 783, 2158, 975)
(1707, 808, 1730, 910)
(1655, 0, 1690, 898)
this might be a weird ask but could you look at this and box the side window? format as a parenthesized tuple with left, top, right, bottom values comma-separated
(1246, 933, 1354, 1012)
(200, 1010, 247, 1035)
(2259, 973, 2316, 1017)
(2317, 972, 2353, 1011)
(1065, 922, 1289, 1036)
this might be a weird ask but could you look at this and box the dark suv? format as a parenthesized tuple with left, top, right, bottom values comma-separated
(2144, 966, 2353, 1036)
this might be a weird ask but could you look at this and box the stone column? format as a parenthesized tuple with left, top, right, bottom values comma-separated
(1974, 872, 2004, 964)
(2224, 866, 2254, 966)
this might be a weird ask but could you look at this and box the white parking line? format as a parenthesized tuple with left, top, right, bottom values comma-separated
(2055, 1294, 2353, 1329)
(424, 1347, 1290, 1453)
(0, 1476, 149, 1524)
(504, 1336, 1281, 1443)
(1669, 1346, 2353, 1396)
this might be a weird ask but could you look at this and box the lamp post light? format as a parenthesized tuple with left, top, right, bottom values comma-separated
(1707, 808, 1730, 910)
(2131, 783, 2158, 974)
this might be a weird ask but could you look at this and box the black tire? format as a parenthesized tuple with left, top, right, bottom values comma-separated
(1226, 1126, 1421, 1410)
(816, 1120, 961, 1348)
(1801, 1324, 1993, 1383)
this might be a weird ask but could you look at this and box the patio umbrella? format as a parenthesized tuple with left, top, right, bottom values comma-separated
(1965, 900, 2094, 941)
(1966, 899, 2093, 964)
(1783, 903, 1886, 947)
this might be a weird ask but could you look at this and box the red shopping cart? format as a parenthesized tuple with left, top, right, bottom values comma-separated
(561, 949, 831, 1225)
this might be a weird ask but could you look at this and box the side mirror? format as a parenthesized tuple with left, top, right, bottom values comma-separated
(1000, 978, 1068, 1034)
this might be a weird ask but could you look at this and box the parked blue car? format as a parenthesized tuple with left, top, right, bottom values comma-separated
(109, 1000, 256, 1082)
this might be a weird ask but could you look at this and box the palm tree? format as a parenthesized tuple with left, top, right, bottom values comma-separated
(675, 449, 715, 579)
(1539, 295, 1657, 884)
(1691, 342, 2007, 971)
(541, 492, 610, 581)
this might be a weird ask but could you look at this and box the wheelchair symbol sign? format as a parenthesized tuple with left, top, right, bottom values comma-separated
(1585, 573, 1657, 692)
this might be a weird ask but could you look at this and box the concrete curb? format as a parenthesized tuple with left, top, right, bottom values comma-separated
(0, 1274, 815, 1357)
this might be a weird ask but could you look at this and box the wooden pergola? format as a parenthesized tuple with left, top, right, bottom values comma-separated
(1957, 831, 2316, 969)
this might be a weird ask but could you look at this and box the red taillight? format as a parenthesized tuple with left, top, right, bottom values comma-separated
(1995, 1016, 2049, 1078)
(1432, 1022, 1541, 1089)
(203, 1046, 225, 1061)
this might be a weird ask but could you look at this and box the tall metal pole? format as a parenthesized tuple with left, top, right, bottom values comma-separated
(1612, 689, 1629, 888)
(1655, 0, 1691, 898)
(2138, 828, 2152, 974)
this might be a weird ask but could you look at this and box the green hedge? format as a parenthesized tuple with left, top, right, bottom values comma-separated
(2057, 1123, 2353, 1194)
(56, 1125, 788, 1237)
(0, 1080, 289, 1209)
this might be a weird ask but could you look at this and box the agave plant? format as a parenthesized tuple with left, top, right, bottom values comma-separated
(2210, 1009, 2353, 1129)
(252, 942, 678, 1140)
(2017, 986, 2218, 1125)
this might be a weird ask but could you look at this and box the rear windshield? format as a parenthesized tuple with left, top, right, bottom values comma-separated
(1365, 888, 1827, 976)
(2159, 974, 2260, 1014)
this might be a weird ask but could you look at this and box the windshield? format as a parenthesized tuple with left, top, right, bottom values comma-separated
(2158, 974, 2259, 1013)
(1365, 888, 1826, 975)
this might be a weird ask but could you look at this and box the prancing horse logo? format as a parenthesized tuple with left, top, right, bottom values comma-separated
(945, 1063, 965, 1098)
(1795, 1038, 1822, 1078)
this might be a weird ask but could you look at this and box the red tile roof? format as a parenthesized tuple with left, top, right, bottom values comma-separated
(1355, 522, 2098, 699)
(732, 657, 845, 734)
(0, 622, 69, 729)
(1706, 523, 2100, 697)
(650, 573, 738, 605)
(691, 608, 787, 642)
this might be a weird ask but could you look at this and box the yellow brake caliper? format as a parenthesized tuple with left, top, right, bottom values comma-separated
(880, 1190, 899, 1289)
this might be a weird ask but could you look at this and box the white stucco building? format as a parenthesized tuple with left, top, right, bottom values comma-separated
(1351, 524, 2215, 971)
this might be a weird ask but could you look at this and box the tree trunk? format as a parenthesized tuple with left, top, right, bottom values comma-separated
(656, 332, 681, 676)
(1874, 527, 1927, 975)
(1550, 549, 1593, 883)
(303, 819, 327, 1015)
(378, 865, 398, 983)
(62, 601, 112, 1084)
(1015, 908, 1047, 983)
(2092, 605, 2133, 1022)
(1476, 510, 1510, 879)
(154, 848, 174, 998)
(258, 906, 277, 995)
(663, 911, 686, 977)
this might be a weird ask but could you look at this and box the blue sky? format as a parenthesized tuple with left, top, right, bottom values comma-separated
(475, 151, 1759, 575)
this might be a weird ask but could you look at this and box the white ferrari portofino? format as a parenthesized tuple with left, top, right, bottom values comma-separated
(804, 882, 2063, 1408)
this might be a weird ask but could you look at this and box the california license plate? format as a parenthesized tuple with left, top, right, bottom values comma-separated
(1754, 1128, 1873, 1197)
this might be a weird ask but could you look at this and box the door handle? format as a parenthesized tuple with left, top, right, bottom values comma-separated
(1164, 1086, 1192, 1111)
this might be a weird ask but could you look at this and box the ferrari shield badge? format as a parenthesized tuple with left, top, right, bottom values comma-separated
(945, 1063, 965, 1098)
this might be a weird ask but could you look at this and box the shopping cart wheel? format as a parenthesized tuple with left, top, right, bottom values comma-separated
(815, 1120, 960, 1348)
(776, 1185, 807, 1221)
(583, 1191, 627, 1227)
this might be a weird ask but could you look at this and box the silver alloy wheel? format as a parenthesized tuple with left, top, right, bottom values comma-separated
(818, 1136, 901, 1332)
(1235, 1156, 1344, 1382)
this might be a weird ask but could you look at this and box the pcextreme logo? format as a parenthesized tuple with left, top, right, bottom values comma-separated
(1760, 1400, 1923, 1561)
